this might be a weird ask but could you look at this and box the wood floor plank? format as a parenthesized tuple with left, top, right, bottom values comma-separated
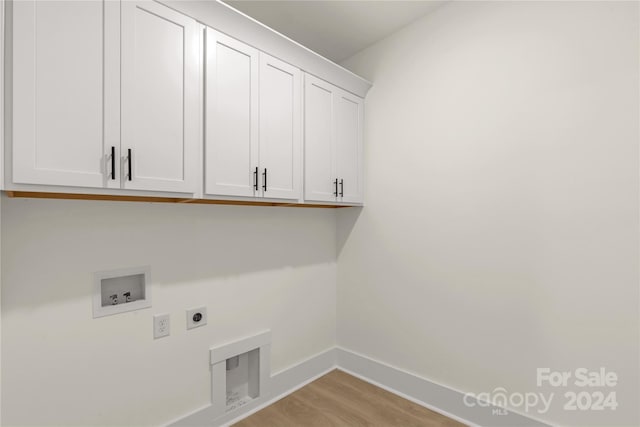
(233, 401, 296, 427)
(293, 382, 371, 426)
(233, 370, 466, 427)
(325, 370, 462, 426)
(305, 373, 438, 426)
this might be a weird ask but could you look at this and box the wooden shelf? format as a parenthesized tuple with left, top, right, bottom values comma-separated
(4, 191, 350, 209)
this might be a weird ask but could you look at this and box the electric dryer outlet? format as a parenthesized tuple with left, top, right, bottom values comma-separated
(186, 307, 207, 330)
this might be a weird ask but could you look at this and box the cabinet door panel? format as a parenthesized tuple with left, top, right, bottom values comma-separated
(258, 54, 301, 200)
(205, 29, 258, 197)
(335, 90, 364, 203)
(121, 0, 199, 193)
(304, 74, 336, 202)
(13, 0, 109, 188)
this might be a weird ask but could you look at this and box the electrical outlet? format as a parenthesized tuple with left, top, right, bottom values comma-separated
(154, 314, 170, 339)
(186, 307, 207, 330)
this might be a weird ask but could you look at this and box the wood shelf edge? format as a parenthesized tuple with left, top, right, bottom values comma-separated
(3, 191, 352, 209)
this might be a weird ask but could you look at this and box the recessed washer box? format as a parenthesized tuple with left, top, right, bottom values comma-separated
(93, 266, 151, 318)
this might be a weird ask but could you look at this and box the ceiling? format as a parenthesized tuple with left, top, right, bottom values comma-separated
(222, 1, 446, 63)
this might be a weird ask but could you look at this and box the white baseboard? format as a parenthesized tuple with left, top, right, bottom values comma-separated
(336, 347, 550, 427)
(170, 346, 548, 427)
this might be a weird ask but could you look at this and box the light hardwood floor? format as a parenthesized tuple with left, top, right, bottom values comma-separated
(233, 370, 466, 427)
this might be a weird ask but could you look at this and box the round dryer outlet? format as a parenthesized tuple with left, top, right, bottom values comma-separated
(186, 307, 207, 330)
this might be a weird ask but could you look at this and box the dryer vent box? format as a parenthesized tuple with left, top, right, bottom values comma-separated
(93, 267, 151, 318)
(210, 331, 271, 417)
(225, 349, 260, 412)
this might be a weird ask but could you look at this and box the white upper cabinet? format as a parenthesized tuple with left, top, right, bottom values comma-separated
(12, 0, 115, 188)
(304, 74, 364, 204)
(121, 0, 200, 193)
(9, 1, 365, 204)
(258, 53, 302, 200)
(12, 0, 200, 194)
(335, 90, 364, 203)
(304, 75, 335, 202)
(204, 44, 302, 201)
(204, 28, 259, 197)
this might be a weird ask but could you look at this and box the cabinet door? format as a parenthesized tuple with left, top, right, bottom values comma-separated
(121, 0, 199, 193)
(258, 53, 302, 200)
(13, 0, 116, 188)
(204, 29, 258, 197)
(335, 89, 364, 203)
(304, 74, 337, 203)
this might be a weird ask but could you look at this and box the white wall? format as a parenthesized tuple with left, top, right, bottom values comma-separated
(1, 196, 337, 425)
(338, 1, 639, 425)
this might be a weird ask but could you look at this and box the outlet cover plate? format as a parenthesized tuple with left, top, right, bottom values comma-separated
(154, 314, 170, 339)
(186, 306, 207, 330)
